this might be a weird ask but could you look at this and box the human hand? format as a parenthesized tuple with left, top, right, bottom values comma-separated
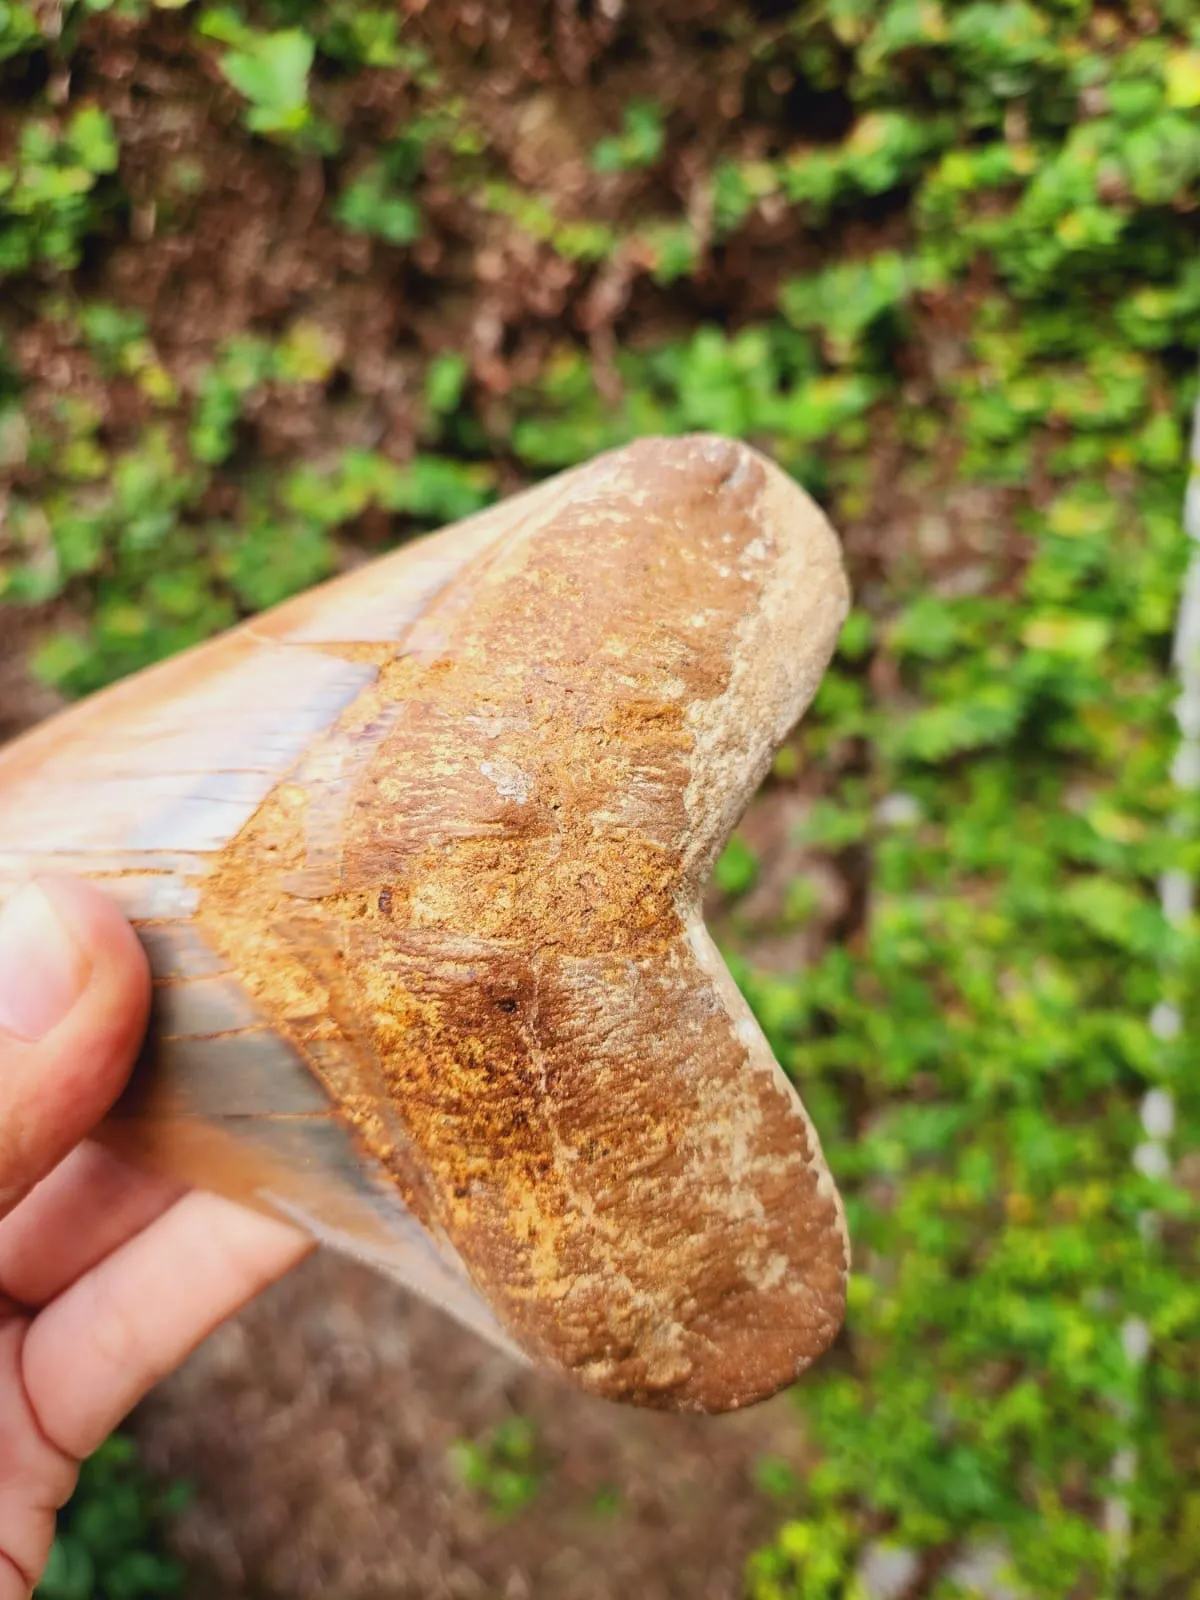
(0, 877, 310, 1597)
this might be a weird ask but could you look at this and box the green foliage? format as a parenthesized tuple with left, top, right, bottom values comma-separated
(747, 1514, 869, 1600)
(336, 159, 421, 245)
(0, 108, 119, 272)
(317, 5, 412, 70)
(592, 101, 665, 174)
(778, 111, 950, 220)
(36, 1437, 186, 1600)
(0, 293, 493, 691)
(479, 180, 619, 264)
(425, 352, 469, 417)
(780, 253, 930, 367)
(0, 0, 42, 61)
(203, 13, 316, 140)
(754, 1458, 803, 1502)
(713, 834, 760, 898)
(335, 120, 446, 245)
(448, 1417, 543, 1520)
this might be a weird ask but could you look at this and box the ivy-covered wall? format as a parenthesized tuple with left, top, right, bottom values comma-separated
(3, 2, 1199, 1597)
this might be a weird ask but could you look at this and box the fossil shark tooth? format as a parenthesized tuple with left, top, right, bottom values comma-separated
(0, 434, 851, 1413)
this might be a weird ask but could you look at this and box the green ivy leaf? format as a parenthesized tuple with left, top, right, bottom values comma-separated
(219, 29, 313, 134)
(1164, 49, 1200, 110)
(713, 834, 759, 897)
(66, 107, 119, 174)
(1021, 613, 1112, 658)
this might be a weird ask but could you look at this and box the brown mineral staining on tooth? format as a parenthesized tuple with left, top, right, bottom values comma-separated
(0, 433, 850, 1412)
(198, 434, 850, 1410)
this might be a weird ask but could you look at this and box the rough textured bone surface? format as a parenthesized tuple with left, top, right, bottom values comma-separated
(0, 434, 851, 1412)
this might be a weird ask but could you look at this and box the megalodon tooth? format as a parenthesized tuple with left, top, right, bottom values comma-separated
(0, 433, 851, 1413)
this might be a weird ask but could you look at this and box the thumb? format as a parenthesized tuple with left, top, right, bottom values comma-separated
(0, 877, 150, 1216)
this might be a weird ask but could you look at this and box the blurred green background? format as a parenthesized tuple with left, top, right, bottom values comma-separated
(2, 0, 1199, 1596)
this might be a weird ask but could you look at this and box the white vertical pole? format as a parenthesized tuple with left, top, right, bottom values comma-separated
(1105, 376, 1197, 1582)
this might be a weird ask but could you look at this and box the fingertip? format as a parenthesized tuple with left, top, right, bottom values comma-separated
(0, 877, 151, 1207)
(34, 875, 152, 1052)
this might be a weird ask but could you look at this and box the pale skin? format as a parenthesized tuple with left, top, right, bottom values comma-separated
(0, 875, 311, 1598)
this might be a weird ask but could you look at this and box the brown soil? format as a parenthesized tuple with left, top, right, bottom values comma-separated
(134, 1253, 814, 1600)
(0, 607, 63, 742)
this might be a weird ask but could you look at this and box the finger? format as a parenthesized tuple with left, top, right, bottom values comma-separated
(0, 878, 150, 1215)
(0, 1312, 78, 1600)
(0, 1143, 183, 1307)
(23, 1190, 310, 1460)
